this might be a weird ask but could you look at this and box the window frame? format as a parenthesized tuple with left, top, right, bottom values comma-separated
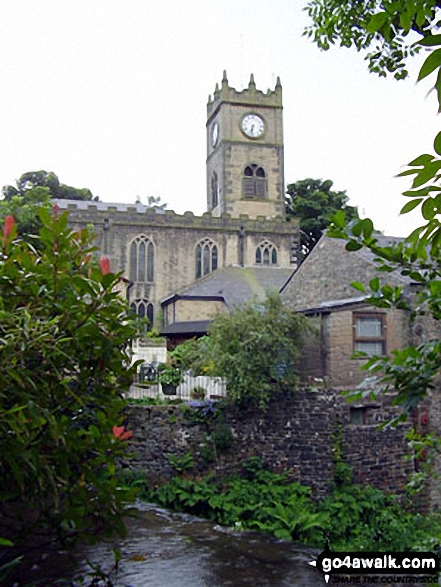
(255, 240, 278, 266)
(130, 299, 154, 330)
(129, 235, 155, 283)
(195, 238, 218, 279)
(242, 164, 267, 199)
(353, 313, 386, 357)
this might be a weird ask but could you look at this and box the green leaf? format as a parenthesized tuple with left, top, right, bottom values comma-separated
(418, 48, 441, 81)
(399, 11, 412, 31)
(351, 220, 364, 237)
(397, 168, 420, 178)
(345, 240, 363, 251)
(351, 281, 365, 293)
(412, 162, 441, 188)
(400, 198, 423, 214)
(361, 218, 374, 239)
(422, 197, 437, 220)
(436, 68, 441, 113)
(435, 131, 441, 156)
(402, 187, 433, 197)
(365, 11, 388, 33)
(369, 277, 380, 292)
(419, 35, 441, 47)
(407, 154, 434, 167)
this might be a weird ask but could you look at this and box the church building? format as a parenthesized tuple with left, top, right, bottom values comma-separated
(58, 73, 299, 339)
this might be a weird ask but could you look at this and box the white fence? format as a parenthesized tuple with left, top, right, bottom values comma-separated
(128, 373, 227, 401)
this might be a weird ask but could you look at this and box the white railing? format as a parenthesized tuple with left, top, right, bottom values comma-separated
(128, 373, 227, 401)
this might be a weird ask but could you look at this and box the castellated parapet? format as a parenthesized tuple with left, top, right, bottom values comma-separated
(207, 71, 282, 121)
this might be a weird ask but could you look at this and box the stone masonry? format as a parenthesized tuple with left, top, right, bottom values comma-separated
(122, 389, 413, 499)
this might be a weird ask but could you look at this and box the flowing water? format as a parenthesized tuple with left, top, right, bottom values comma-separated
(15, 502, 326, 586)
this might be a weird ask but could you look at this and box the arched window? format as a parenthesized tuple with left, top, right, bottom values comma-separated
(129, 236, 154, 282)
(211, 171, 219, 208)
(242, 164, 267, 198)
(130, 299, 154, 329)
(196, 238, 218, 279)
(255, 241, 278, 266)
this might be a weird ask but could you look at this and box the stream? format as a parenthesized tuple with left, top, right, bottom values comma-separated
(15, 501, 326, 586)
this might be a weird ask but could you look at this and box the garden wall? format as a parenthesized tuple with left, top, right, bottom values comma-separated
(122, 388, 415, 499)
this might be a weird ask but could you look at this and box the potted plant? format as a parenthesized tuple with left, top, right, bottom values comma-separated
(157, 360, 184, 396)
(190, 386, 206, 400)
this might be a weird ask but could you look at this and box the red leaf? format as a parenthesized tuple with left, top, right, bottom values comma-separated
(99, 256, 111, 275)
(112, 425, 124, 438)
(3, 215, 15, 239)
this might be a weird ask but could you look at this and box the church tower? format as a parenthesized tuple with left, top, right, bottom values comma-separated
(206, 71, 284, 219)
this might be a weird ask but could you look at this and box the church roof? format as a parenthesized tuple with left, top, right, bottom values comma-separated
(162, 266, 293, 309)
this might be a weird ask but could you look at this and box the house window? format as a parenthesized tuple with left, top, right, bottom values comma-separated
(129, 236, 154, 282)
(196, 238, 218, 278)
(353, 314, 386, 356)
(131, 299, 154, 329)
(256, 241, 278, 266)
(242, 164, 267, 198)
(350, 407, 368, 425)
(211, 171, 219, 208)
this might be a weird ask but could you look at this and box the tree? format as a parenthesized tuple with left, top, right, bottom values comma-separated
(304, 0, 440, 80)
(0, 208, 138, 576)
(286, 178, 359, 259)
(305, 1, 441, 421)
(187, 293, 312, 409)
(2, 170, 98, 201)
(0, 185, 52, 238)
(1, 171, 98, 239)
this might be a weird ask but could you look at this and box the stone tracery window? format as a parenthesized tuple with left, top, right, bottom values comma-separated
(242, 164, 267, 198)
(129, 235, 154, 282)
(130, 299, 154, 329)
(255, 240, 278, 266)
(196, 238, 218, 279)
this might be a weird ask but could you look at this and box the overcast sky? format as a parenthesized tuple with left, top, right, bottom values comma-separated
(0, 0, 437, 236)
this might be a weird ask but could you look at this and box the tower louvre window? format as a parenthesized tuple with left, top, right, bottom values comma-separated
(242, 164, 267, 198)
(129, 236, 155, 283)
(196, 238, 219, 279)
(255, 240, 278, 266)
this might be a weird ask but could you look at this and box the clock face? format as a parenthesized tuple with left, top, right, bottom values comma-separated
(211, 122, 219, 147)
(241, 113, 265, 138)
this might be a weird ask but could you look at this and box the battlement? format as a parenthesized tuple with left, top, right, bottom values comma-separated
(55, 198, 296, 236)
(207, 71, 282, 118)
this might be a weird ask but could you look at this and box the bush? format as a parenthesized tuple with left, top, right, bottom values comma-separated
(190, 293, 312, 408)
(0, 208, 138, 559)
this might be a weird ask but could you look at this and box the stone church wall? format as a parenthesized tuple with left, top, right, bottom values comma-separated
(122, 389, 414, 499)
(58, 200, 298, 329)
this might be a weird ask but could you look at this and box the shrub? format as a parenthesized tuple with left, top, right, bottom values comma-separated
(0, 208, 138, 560)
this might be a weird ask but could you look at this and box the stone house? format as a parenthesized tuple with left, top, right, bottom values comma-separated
(281, 233, 441, 507)
(280, 233, 417, 388)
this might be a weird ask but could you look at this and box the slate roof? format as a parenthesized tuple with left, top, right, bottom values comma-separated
(160, 320, 211, 335)
(162, 266, 293, 309)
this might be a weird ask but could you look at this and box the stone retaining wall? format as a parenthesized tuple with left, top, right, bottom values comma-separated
(122, 388, 414, 498)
